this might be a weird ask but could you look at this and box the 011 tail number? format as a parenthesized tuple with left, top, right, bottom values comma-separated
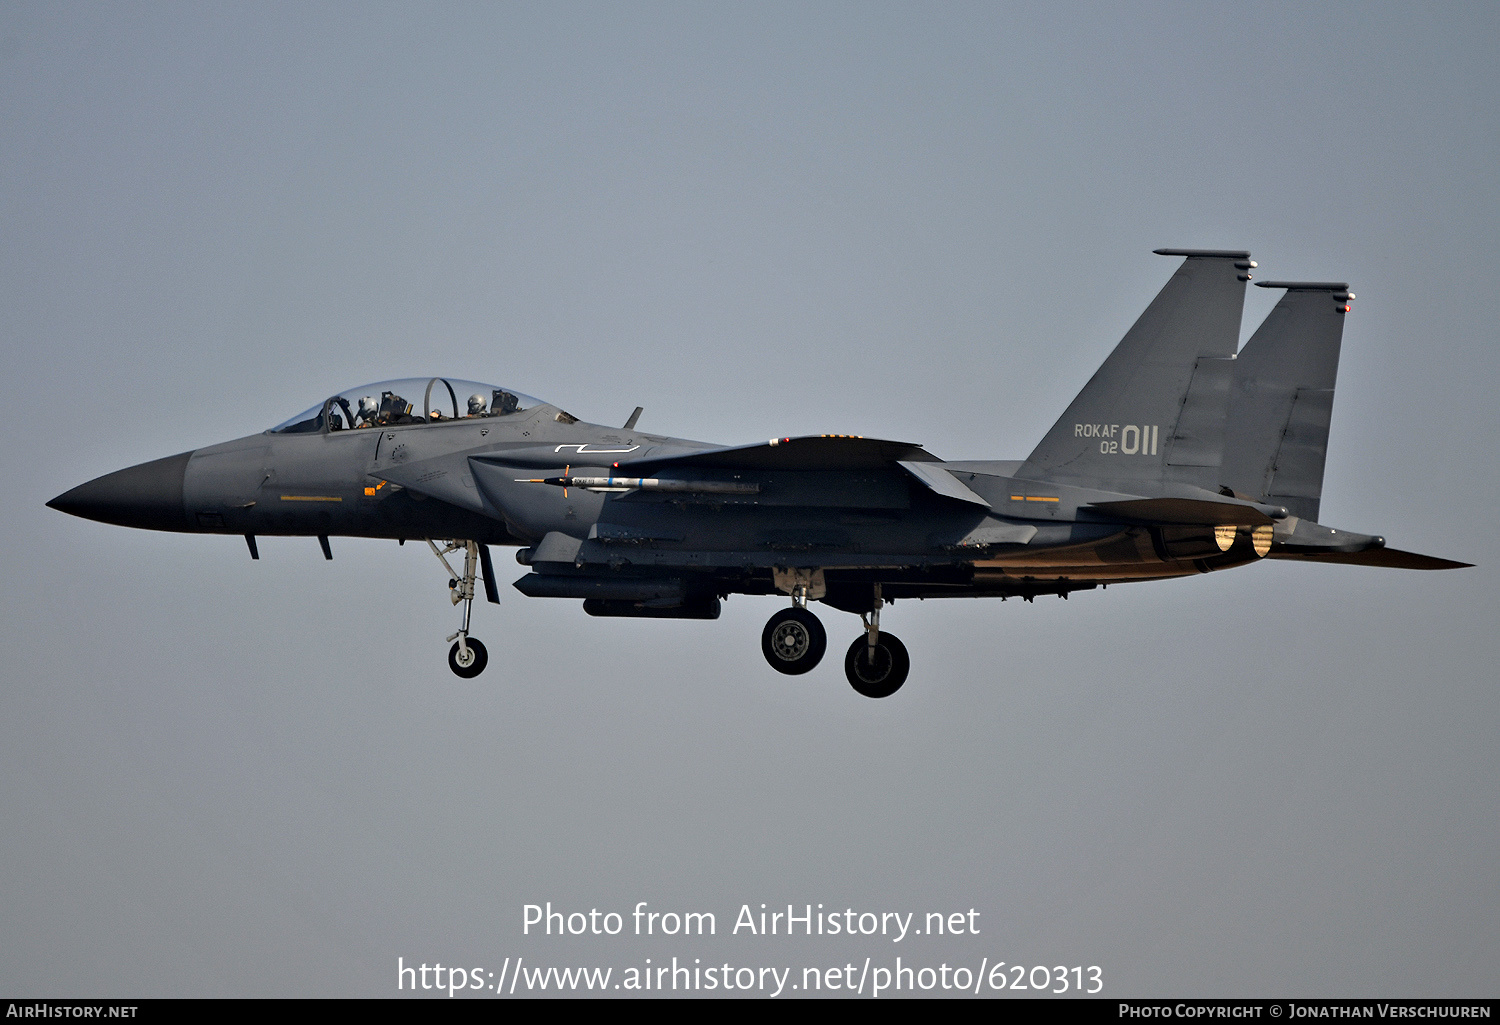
(1074, 423, 1160, 456)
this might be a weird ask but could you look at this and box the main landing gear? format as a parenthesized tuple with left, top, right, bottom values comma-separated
(845, 583, 908, 698)
(762, 607, 827, 674)
(758, 581, 910, 698)
(428, 539, 489, 678)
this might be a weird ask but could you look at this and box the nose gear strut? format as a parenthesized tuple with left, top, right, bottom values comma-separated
(426, 539, 491, 678)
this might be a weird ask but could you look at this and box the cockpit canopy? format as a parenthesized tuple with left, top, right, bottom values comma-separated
(270, 378, 545, 434)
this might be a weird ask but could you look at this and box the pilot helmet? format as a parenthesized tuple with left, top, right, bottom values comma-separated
(358, 396, 379, 419)
(468, 393, 487, 415)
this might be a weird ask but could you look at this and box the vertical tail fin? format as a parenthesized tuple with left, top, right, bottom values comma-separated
(1018, 249, 1253, 490)
(1219, 282, 1352, 522)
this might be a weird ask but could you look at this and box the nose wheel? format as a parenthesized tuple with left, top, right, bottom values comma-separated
(449, 637, 489, 678)
(761, 607, 827, 674)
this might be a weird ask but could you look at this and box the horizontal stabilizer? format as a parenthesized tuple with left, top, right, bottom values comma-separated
(1089, 496, 1280, 526)
(621, 435, 937, 473)
(1268, 548, 1472, 570)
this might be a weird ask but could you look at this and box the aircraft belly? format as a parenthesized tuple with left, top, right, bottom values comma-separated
(972, 564, 1199, 584)
(972, 527, 1157, 568)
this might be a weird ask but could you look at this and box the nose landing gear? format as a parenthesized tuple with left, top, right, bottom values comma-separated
(427, 539, 494, 678)
(449, 636, 488, 678)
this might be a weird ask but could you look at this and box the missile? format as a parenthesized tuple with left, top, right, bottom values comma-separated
(515, 475, 760, 495)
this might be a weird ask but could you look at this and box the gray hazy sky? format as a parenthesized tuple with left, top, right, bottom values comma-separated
(2, 2, 1496, 997)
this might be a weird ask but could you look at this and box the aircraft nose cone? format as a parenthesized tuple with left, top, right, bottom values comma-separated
(47, 451, 194, 532)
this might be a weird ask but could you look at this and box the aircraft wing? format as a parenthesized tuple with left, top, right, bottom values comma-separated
(616, 435, 940, 472)
(1267, 547, 1472, 570)
(615, 435, 1007, 511)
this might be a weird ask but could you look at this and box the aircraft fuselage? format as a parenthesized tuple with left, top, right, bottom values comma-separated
(49, 251, 1469, 695)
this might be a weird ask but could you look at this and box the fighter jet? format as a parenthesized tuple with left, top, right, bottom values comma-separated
(48, 249, 1469, 696)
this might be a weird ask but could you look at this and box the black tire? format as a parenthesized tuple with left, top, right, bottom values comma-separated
(761, 607, 827, 675)
(448, 637, 489, 678)
(844, 632, 909, 698)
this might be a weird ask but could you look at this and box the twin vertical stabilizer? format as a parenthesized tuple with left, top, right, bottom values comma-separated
(1020, 251, 1351, 523)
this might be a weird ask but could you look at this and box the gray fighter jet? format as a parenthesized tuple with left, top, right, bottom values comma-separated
(49, 249, 1469, 696)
